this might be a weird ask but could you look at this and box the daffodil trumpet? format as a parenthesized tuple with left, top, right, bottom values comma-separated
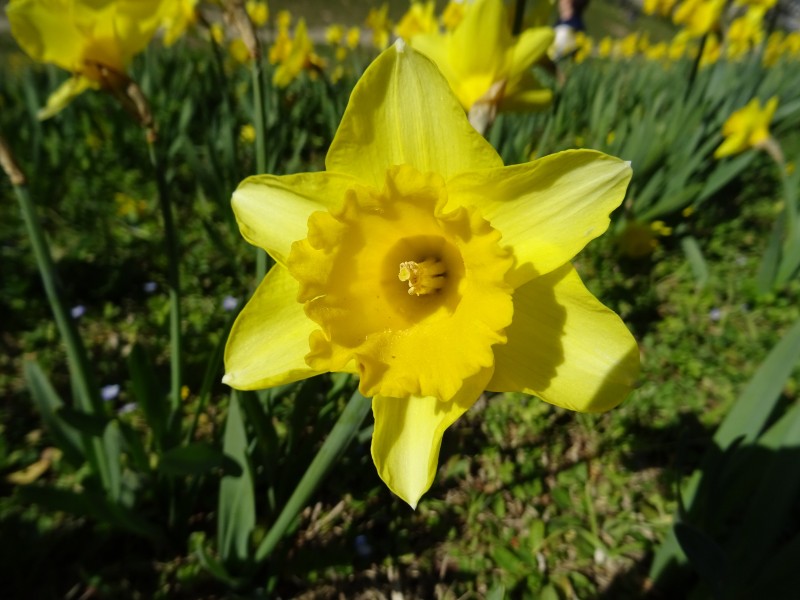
(224, 41, 639, 508)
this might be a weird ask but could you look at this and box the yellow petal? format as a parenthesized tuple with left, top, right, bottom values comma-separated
(487, 264, 640, 413)
(447, 150, 632, 288)
(326, 41, 502, 189)
(448, 0, 510, 77)
(231, 171, 359, 265)
(507, 27, 554, 86)
(223, 264, 323, 390)
(714, 131, 748, 158)
(371, 367, 493, 508)
(37, 75, 95, 120)
(500, 84, 553, 112)
(7, 0, 87, 71)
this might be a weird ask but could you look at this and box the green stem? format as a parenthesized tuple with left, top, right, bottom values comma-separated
(684, 33, 707, 102)
(5, 139, 113, 491)
(512, 0, 527, 36)
(254, 389, 372, 562)
(148, 138, 182, 414)
(251, 53, 270, 282)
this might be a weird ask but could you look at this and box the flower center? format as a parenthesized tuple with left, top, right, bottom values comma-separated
(398, 258, 446, 295)
(287, 164, 513, 401)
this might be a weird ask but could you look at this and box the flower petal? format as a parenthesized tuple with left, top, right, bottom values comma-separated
(448, 0, 511, 77)
(7, 0, 87, 71)
(487, 264, 640, 413)
(326, 41, 502, 189)
(223, 264, 323, 390)
(371, 367, 493, 508)
(507, 27, 554, 84)
(232, 171, 359, 265)
(447, 150, 631, 288)
(37, 76, 95, 120)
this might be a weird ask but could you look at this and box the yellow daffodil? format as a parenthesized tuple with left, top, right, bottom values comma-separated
(715, 97, 778, 158)
(160, 0, 198, 47)
(617, 33, 639, 58)
(245, 0, 268, 27)
(326, 24, 344, 45)
(366, 3, 392, 49)
(725, 7, 766, 60)
(573, 32, 593, 64)
(272, 18, 325, 88)
(616, 221, 669, 258)
(395, 0, 437, 40)
(699, 32, 721, 67)
(673, 0, 725, 37)
(598, 36, 613, 58)
(223, 42, 639, 508)
(346, 26, 361, 50)
(409, 0, 553, 130)
(229, 38, 250, 63)
(7, 0, 164, 119)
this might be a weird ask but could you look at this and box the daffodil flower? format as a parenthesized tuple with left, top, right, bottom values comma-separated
(715, 97, 778, 159)
(7, 0, 164, 119)
(224, 42, 639, 508)
(408, 0, 553, 132)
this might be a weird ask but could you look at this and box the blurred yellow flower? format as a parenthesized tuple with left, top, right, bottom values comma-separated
(715, 97, 778, 158)
(726, 7, 765, 60)
(224, 41, 638, 507)
(272, 18, 325, 88)
(617, 33, 639, 58)
(210, 22, 225, 45)
(573, 32, 593, 64)
(246, 0, 268, 27)
(441, 0, 465, 30)
(326, 24, 344, 45)
(160, 0, 198, 47)
(410, 0, 553, 125)
(598, 36, 613, 58)
(229, 37, 250, 63)
(115, 192, 148, 219)
(346, 26, 361, 50)
(276, 9, 291, 29)
(395, 0, 436, 40)
(7, 0, 164, 118)
(616, 220, 669, 258)
(366, 3, 392, 49)
(673, 0, 725, 37)
(699, 32, 721, 67)
(240, 124, 256, 143)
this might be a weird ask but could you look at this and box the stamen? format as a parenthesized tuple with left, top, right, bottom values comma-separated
(398, 258, 446, 296)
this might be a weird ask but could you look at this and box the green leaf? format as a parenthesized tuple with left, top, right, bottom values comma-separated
(486, 583, 506, 600)
(673, 521, 727, 597)
(714, 318, 800, 448)
(19, 485, 162, 541)
(56, 406, 109, 438)
(23, 361, 83, 466)
(128, 344, 168, 449)
(681, 236, 709, 290)
(158, 443, 241, 477)
(218, 392, 256, 565)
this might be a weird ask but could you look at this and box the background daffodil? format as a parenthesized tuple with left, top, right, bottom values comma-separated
(224, 41, 639, 508)
(715, 96, 778, 158)
(6, 0, 164, 119)
(408, 0, 553, 130)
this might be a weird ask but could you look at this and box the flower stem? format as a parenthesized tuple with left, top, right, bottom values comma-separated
(251, 48, 270, 282)
(254, 388, 372, 562)
(147, 137, 183, 413)
(2, 136, 114, 491)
